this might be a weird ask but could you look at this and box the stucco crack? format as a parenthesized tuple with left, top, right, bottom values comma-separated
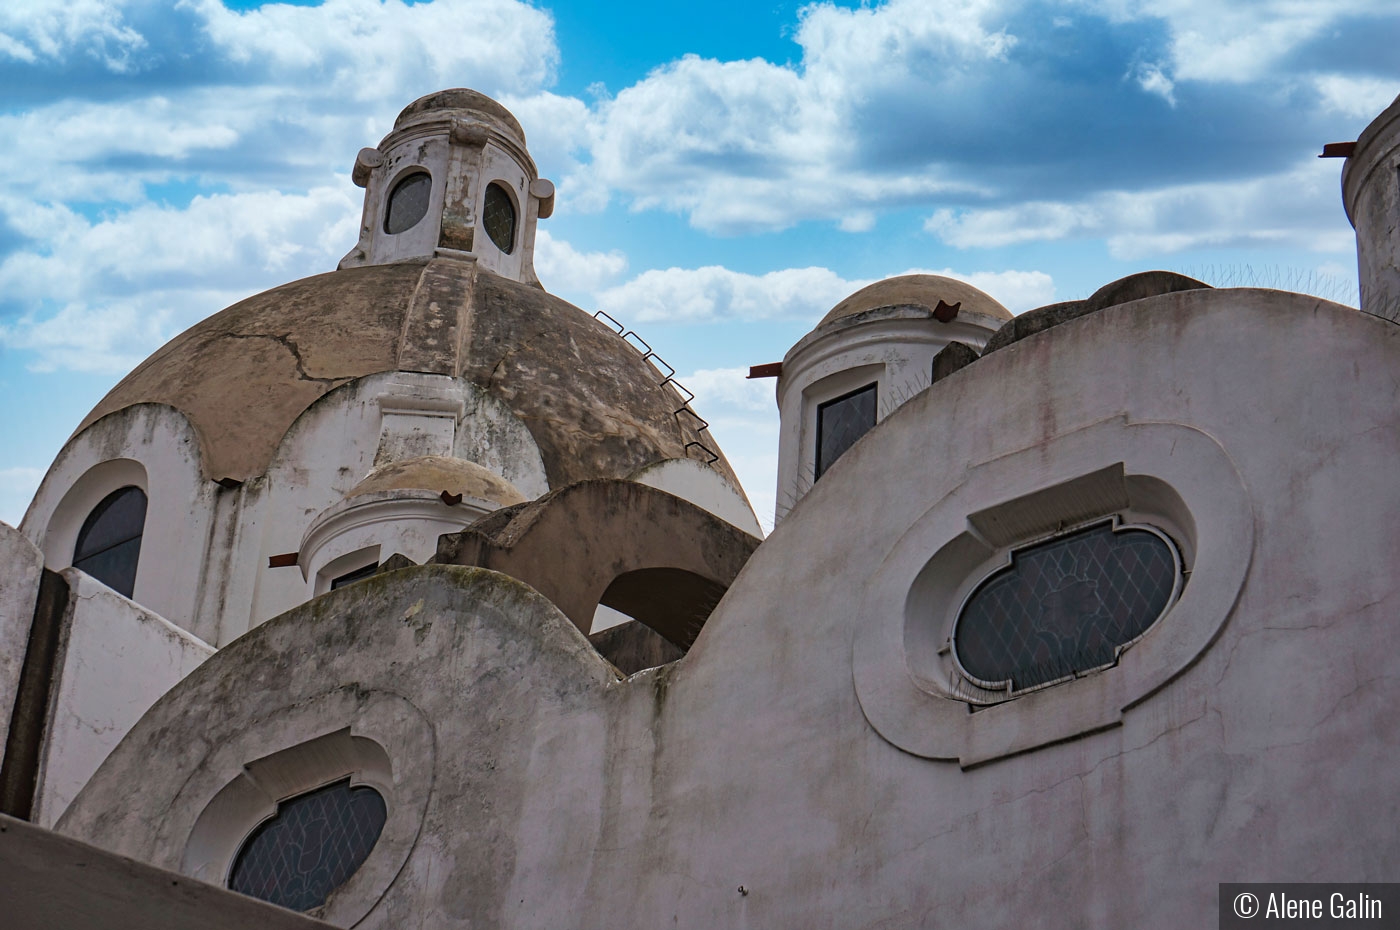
(486, 330, 551, 386)
(224, 332, 341, 386)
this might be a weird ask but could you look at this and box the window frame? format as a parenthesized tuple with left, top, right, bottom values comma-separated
(815, 381, 878, 480)
(382, 169, 433, 236)
(948, 515, 1185, 699)
(481, 180, 518, 254)
(71, 485, 147, 599)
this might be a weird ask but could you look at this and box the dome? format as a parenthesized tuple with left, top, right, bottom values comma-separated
(818, 274, 1012, 328)
(73, 257, 737, 489)
(348, 456, 526, 507)
(393, 88, 526, 144)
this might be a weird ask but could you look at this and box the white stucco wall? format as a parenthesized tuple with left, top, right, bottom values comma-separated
(0, 520, 44, 754)
(33, 569, 213, 828)
(20, 404, 218, 643)
(628, 458, 762, 537)
(60, 289, 1400, 928)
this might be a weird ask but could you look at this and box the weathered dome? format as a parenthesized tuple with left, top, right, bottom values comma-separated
(348, 456, 526, 506)
(74, 257, 737, 489)
(393, 88, 526, 143)
(818, 274, 1012, 328)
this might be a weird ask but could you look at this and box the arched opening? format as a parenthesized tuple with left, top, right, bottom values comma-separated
(589, 567, 729, 674)
(482, 181, 516, 253)
(72, 486, 147, 598)
(383, 170, 431, 234)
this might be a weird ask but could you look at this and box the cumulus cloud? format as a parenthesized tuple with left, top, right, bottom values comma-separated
(1075, 0, 1396, 83)
(928, 158, 1354, 259)
(595, 263, 1052, 324)
(1313, 75, 1399, 120)
(0, 0, 147, 70)
(532, 229, 628, 298)
(581, 0, 1017, 232)
(0, 187, 360, 371)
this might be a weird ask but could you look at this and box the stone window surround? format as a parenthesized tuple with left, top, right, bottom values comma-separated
(177, 690, 433, 928)
(852, 417, 1252, 768)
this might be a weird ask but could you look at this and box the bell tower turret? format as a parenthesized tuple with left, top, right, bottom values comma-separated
(338, 88, 555, 284)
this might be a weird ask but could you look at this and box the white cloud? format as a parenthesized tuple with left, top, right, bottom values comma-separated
(532, 229, 627, 297)
(682, 367, 774, 413)
(596, 265, 863, 324)
(595, 262, 1053, 324)
(927, 158, 1354, 259)
(582, 0, 1012, 232)
(0, 0, 147, 70)
(944, 268, 1055, 313)
(192, 0, 556, 96)
(1076, 0, 1396, 84)
(0, 186, 360, 372)
(1133, 63, 1176, 106)
(1314, 75, 1399, 120)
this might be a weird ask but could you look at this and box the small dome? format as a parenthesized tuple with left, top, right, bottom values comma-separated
(348, 456, 526, 507)
(394, 88, 526, 144)
(819, 274, 1012, 328)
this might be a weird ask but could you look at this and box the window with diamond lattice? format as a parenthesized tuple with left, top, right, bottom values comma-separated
(384, 172, 431, 235)
(815, 383, 876, 479)
(483, 182, 516, 253)
(952, 521, 1180, 693)
(228, 779, 387, 912)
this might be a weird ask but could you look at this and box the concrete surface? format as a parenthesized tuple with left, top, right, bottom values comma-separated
(54, 288, 1400, 929)
(0, 522, 43, 756)
(33, 569, 212, 827)
(0, 814, 331, 930)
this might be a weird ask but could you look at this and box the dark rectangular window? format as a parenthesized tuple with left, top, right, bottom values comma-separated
(331, 562, 379, 590)
(816, 383, 877, 479)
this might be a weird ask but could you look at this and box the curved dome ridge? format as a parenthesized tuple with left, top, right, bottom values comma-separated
(819, 274, 1012, 328)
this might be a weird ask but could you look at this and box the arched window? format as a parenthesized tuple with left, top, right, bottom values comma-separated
(483, 182, 516, 253)
(72, 486, 147, 598)
(383, 171, 431, 235)
(228, 778, 387, 912)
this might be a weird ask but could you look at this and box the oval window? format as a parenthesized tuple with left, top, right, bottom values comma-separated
(483, 182, 516, 253)
(228, 778, 387, 912)
(952, 520, 1181, 693)
(73, 485, 146, 598)
(383, 171, 431, 235)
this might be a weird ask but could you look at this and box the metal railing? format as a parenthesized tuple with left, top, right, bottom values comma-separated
(593, 310, 719, 464)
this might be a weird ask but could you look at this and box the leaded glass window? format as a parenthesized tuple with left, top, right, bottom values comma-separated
(384, 171, 431, 235)
(73, 486, 146, 598)
(483, 182, 516, 253)
(815, 383, 877, 479)
(228, 779, 387, 913)
(952, 521, 1180, 693)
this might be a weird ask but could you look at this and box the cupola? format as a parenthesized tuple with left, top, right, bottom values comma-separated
(773, 275, 1011, 522)
(338, 89, 556, 283)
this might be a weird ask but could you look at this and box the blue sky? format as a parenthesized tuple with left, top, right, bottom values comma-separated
(0, 0, 1394, 529)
